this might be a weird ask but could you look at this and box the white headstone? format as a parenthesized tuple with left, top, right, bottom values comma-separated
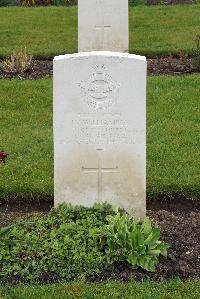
(78, 0, 128, 52)
(53, 52, 146, 219)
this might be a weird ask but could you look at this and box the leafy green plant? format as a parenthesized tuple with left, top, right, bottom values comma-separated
(0, 226, 13, 241)
(0, 204, 116, 282)
(0, 204, 169, 282)
(129, 0, 145, 6)
(106, 214, 169, 272)
(53, 0, 64, 6)
(1, 47, 32, 73)
(0, 0, 20, 6)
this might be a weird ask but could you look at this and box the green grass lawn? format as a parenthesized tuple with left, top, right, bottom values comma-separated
(1, 280, 200, 299)
(0, 75, 199, 201)
(0, 79, 53, 201)
(0, 5, 200, 57)
(0, 5, 199, 296)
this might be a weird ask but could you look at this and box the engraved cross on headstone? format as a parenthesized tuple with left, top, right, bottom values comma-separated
(95, 0, 112, 47)
(95, 20, 112, 47)
(78, 0, 128, 52)
(82, 149, 118, 202)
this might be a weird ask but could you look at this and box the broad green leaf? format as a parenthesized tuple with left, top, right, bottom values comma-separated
(127, 254, 137, 266)
(141, 217, 152, 236)
(0, 226, 13, 238)
(148, 249, 161, 256)
(144, 228, 160, 246)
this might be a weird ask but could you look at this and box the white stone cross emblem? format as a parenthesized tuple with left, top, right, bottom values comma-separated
(78, 0, 128, 52)
(95, 20, 112, 47)
(82, 149, 118, 202)
(95, 1, 112, 47)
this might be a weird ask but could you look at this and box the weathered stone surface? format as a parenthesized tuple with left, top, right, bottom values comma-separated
(53, 52, 146, 220)
(78, 0, 128, 52)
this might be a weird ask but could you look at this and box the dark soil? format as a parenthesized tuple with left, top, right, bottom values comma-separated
(148, 56, 199, 75)
(93, 199, 200, 282)
(96, 204, 200, 282)
(0, 198, 199, 283)
(0, 57, 199, 80)
(146, 0, 193, 5)
(0, 59, 53, 80)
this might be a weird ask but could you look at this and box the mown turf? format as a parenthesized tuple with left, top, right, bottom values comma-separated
(147, 75, 199, 199)
(0, 5, 200, 57)
(0, 79, 53, 200)
(0, 75, 199, 201)
(0, 280, 200, 299)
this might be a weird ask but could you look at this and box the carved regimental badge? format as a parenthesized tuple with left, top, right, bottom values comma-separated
(78, 65, 120, 110)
